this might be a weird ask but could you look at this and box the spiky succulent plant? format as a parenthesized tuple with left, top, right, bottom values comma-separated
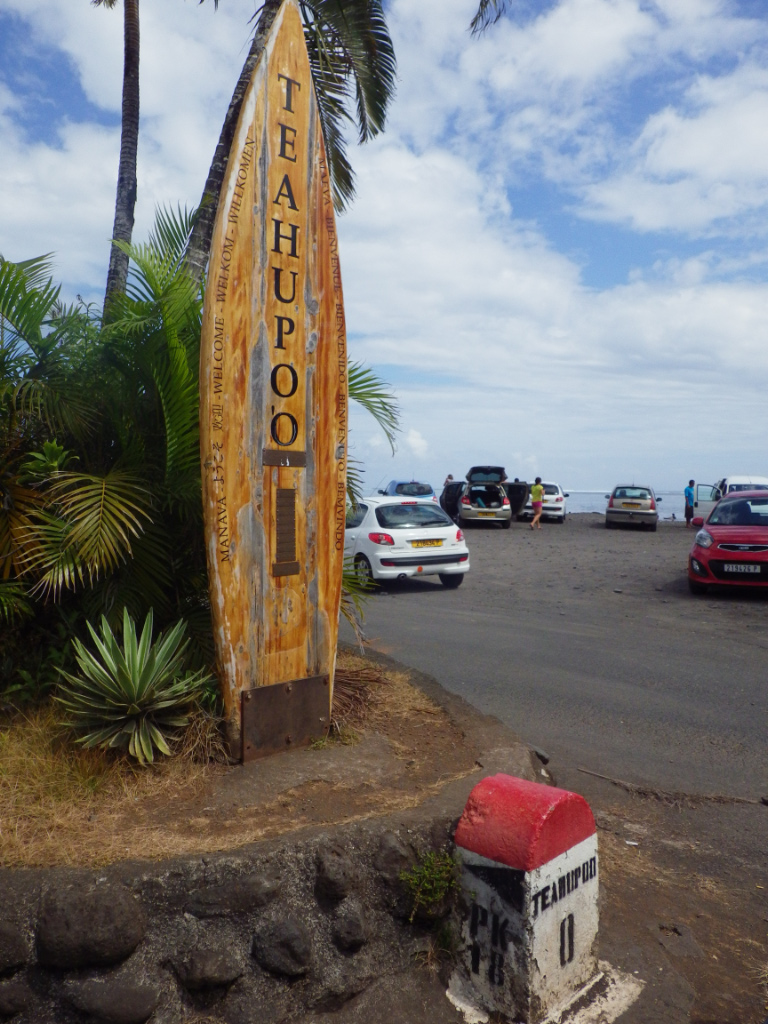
(56, 607, 212, 764)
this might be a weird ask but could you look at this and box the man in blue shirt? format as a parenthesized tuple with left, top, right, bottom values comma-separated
(684, 479, 695, 527)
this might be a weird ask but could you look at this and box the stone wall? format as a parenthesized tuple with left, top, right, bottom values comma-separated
(0, 813, 457, 1024)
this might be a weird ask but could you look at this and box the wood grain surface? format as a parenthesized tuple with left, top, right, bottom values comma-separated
(200, 0, 347, 757)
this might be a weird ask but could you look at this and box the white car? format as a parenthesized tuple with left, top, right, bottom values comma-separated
(520, 482, 569, 523)
(693, 475, 768, 521)
(345, 497, 470, 587)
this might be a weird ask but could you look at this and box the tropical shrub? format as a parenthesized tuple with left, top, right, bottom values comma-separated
(1, 206, 399, 706)
(55, 607, 212, 764)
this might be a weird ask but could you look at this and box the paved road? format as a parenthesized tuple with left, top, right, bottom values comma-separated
(341, 514, 768, 1021)
(343, 515, 768, 801)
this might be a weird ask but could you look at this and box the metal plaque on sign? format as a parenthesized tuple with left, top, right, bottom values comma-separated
(241, 675, 330, 761)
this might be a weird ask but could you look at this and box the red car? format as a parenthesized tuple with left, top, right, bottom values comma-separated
(688, 490, 768, 594)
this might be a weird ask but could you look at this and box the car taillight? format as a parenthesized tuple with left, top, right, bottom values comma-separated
(401, 501, 417, 504)
(555, 496, 563, 502)
(368, 532, 395, 545)
(502, 496, 510, 507)
(607, 496, 614, 508)
(460, 496, 470, 505)
(649, 497, 656, 510)
(456, 529, 464, 541)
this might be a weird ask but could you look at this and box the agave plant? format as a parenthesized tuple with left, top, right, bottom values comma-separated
(55, 607, 212, 764)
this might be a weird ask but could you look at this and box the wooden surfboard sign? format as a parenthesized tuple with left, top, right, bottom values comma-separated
(200, 0, 347, 761)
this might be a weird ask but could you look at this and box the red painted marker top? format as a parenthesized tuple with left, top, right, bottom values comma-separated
(454, 774, 595, 871)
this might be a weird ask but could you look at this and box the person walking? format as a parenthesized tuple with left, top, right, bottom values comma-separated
(530, 477, 544, 530)
(684, 479, 695, 527)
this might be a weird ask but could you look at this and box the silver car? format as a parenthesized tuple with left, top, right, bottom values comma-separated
(605, 485, 661, 531)
(458, 466, 512, 529)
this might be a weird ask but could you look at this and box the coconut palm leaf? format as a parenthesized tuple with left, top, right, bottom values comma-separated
(0, 257, 60, 354)
(47, 471, 152, 573)
(470, 0, 509, 34)
(347, 360, 399, 452)
(301, 0, 396, 211)
(0, 479, 47, 579)
(0, 581, 33, 624)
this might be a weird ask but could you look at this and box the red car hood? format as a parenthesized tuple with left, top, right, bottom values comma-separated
(704, 526, 768, 545)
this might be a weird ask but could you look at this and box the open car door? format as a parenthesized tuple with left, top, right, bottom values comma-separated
(694, 484, 721, 521)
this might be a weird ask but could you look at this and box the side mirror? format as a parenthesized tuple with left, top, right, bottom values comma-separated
(564, 493, 569, 498)
(692, 516, 704, 527)
(377, 489, 385, 495)
(657, 496, 662, 502)
(604, 494, 610, 499)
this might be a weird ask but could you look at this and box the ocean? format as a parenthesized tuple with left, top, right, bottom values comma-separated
(565, 490, 685, 520)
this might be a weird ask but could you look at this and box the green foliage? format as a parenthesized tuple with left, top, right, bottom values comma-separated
(400, 850, 460, 924)
(1, 205, 399, 705)
(300, 0, 397, 211)
(55, 607, 212, 765)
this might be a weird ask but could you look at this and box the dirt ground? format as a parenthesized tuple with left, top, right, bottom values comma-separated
(0, 654, 486, 868)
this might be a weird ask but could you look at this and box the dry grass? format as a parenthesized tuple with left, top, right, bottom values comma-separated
(0, 705, 230, 868)
(0, 653, 455, 869)
(334, 650, 441, 728)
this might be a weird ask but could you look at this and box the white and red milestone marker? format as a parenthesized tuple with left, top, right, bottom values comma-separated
(454, 774, 599, 1023)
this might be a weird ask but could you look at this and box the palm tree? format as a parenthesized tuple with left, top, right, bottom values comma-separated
(185, 0, 397, 282)
(93, 0, 140, 307)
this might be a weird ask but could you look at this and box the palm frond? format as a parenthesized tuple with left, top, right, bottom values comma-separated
(347, 360, 399, 452)
(0, 257, 61, 356)
(0, 581, 34, 624)
(299, 0, 396, 211)
(48, 471, 152, 575)
(470, 0, 509, 34)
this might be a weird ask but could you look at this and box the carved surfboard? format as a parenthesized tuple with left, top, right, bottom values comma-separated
(200, 0, 347, 760)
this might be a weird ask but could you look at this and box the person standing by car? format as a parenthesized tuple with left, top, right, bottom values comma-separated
(684, 479, 695, 528)
(530, 477, 544, 530)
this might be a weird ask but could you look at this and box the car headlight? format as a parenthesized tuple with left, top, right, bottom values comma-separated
(694, 529, 713, 549)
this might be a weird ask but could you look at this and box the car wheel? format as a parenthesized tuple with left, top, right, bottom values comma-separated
(688, 578, 708, 596)
(648, 523, 657, 532)
(501, 518, 511, 530)
(439, 573, 463, 588)
(461, 519, 472, 529)
(557, 515, 566, 524)
(605, 519, 614, 529)
(354, 555, 374, 587)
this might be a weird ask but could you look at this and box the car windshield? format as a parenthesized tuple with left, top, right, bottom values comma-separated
(395, 482, 433, 496)
(709, 497, 768, 526)
(543, 484, 560, 495)
(613, 487, 651, 500)
(375, 504, 452, 529)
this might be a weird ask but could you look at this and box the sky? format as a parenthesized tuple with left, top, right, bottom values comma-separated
(1, 0, 767, 494)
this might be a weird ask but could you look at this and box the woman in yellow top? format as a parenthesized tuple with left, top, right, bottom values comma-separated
(530, 477, 545, 530)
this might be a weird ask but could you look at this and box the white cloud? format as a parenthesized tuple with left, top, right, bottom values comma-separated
(404, 429, 429, 459)
(3, 0, 768, 493)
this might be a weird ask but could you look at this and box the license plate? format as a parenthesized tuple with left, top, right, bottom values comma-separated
(622, 502, 641, 508)
(723, 563, 760, 573)
(477, 511, 495, 517)
(411, 539, 442, 548)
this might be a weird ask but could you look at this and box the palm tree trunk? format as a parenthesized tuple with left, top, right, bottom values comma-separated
(184, 0, 282, 285)
(104, 0, 140, 306)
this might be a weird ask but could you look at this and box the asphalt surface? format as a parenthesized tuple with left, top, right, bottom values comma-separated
(340, 513, 768, 1022)
(343, 514, 767, 801)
